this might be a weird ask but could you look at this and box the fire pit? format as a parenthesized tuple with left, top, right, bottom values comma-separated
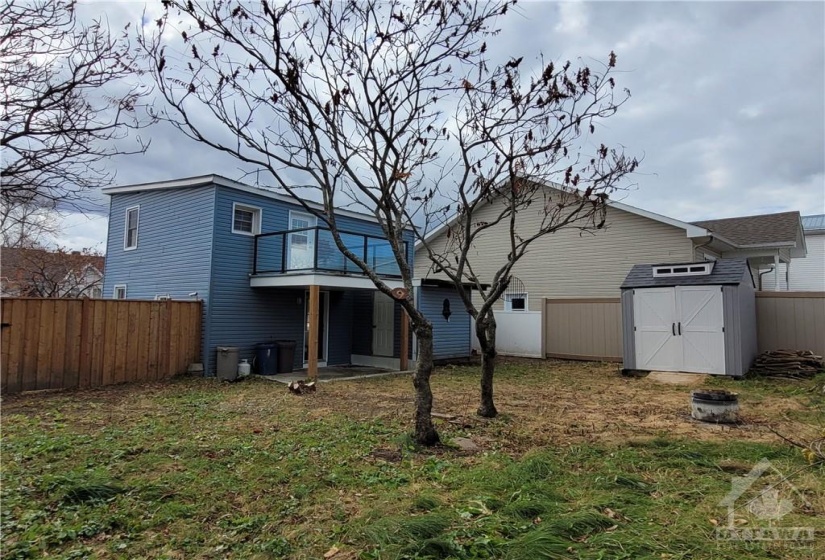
(690, 389, 739, 423)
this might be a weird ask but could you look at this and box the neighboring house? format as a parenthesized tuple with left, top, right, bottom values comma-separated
(0, 247, 104, 298)
(414, 184, 807, 358)
(691, 211, 811, 291)
(101, 175, 471, 376)
(415, 189, 807, 308)
(758, 214, 825, 291)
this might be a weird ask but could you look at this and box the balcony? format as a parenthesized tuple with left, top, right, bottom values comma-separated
(253, 227, 404, 282)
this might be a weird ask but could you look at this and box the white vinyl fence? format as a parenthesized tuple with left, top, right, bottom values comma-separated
(471, 311, 544, 358)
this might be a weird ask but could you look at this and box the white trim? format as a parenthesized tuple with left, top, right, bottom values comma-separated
(101, 174, 412, 229)
(250, 273, 405, 290)
(124, 206, 139, 250)
(113, 284, 127, 299)
(351, 354, 402, 370)
(607, 200, 709, 238)
(415, 181, 710, 250)
(504, 292, 528, 312)
(231, 202, 262, 236)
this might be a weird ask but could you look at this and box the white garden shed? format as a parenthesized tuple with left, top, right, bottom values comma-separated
(620, 260, 757, 377)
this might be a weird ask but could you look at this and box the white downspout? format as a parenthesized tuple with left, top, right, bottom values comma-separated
(773, 253, 780, 292)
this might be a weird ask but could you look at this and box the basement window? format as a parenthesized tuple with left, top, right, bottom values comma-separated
(653, 262, 714, 278)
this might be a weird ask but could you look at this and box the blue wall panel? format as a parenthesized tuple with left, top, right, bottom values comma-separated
(102, 186, 216, 366)
(418, 286, 471, 360)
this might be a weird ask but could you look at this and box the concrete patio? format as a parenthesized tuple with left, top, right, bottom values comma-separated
(254, 364, 408, 384)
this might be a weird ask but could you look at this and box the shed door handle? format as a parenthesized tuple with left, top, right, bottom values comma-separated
(678, 322, 682, 335)
(672, 323, 676, 336)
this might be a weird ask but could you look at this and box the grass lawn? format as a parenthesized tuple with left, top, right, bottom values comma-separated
(2, 358, 823, 559)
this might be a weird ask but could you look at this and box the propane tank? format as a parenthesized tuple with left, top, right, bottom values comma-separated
(238, 359, 251, 377)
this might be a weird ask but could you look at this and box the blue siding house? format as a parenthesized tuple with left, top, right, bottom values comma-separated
(102, 175, 471, 376)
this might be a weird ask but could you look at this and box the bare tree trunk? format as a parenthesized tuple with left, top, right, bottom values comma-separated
(410, 318, 440, 445)
(476, 311, 498, 418)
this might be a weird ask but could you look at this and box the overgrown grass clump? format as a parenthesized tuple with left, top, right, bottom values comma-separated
(2, 364, 823, 559)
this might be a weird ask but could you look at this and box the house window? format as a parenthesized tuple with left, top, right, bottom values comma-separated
(653, 262, 714, 278)
(505, 293, 528, 311)
(232, 203, 262, 235)
(124, 206, 139, 250)
(91, 287, 102, 298)
(113, 285, 127, 299)
(504, 275, 528, 311)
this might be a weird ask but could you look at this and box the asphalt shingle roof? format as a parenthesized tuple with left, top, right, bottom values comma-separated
(691, 211, 801, 247)
(621, 259, 749, 289)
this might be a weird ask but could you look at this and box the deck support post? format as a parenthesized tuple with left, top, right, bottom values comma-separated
(400, 308, 409, 371)
(308, 284, 320, 379)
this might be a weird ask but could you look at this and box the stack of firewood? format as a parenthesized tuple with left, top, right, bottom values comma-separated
(750, 350, 824, 379)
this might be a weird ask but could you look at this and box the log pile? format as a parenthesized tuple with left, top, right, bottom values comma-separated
(749, 350, 824, 379)
(288, 380, 317, 394)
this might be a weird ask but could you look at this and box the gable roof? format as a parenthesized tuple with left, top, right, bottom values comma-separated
(621, 259, 750, 289)
(416, 181, 709, 247)
(692, 211, 802, 247)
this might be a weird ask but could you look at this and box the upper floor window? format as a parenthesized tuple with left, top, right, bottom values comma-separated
(232, 203, 262, 235)
(124, 206, 139, 250)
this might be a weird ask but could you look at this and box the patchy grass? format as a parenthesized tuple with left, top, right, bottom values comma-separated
(2, 359, 823, 559)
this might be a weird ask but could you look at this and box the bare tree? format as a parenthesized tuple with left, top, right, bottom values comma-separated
(142, 0, 521, 445)
(0, 246, 104, 298)
(0, 197, 59, 248)
(1, 0, 152, 211)
(415, 52, 638, 417)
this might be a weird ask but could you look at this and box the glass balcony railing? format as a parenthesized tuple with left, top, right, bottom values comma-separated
(253, 226, 404, 278)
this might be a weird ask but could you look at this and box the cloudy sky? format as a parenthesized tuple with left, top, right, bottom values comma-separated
(55, 1, 825, 252)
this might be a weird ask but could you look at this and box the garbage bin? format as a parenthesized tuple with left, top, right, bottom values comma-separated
(275, 340, 297, 373)
(216, 346, 239, 381)
(254, 342, 278, 375)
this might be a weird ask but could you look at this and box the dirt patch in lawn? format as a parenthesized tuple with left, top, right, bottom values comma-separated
(2, 358, 818, 456)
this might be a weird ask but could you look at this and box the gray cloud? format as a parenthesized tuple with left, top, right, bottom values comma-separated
(54, 1, 825, 250)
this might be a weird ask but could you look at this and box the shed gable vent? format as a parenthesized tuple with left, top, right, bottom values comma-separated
(652, 262, 714, 278)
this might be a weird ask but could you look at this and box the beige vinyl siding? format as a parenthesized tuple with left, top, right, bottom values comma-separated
(760, 234, 825, 291)
(415, 199, 695, 311)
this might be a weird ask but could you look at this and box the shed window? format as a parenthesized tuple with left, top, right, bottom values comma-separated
(232, 203, 262, 235)
(653, 262, 713, 278)
(124, 206, 139, 250)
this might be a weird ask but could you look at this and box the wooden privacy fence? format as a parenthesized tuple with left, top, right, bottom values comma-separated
(1, 298, 202, 394)
(543, 292, 825, 364)
(544, 298, 623, 362)
(755, 292, 825, 357)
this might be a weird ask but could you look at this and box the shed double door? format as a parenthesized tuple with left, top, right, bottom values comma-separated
(633, 286, 725, 374)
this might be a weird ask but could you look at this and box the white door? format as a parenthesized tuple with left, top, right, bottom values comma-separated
(678, 286, 725, 374)
(372, 292, 395, 357)
(633, 287, 681, 371)
(288, 211, 316, 270)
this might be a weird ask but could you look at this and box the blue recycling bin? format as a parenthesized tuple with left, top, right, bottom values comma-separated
(254, 342, 278, 375)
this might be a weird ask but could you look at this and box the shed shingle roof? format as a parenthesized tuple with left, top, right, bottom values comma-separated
(621, 259, 749, 289)
(691, 211, 801, 247)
